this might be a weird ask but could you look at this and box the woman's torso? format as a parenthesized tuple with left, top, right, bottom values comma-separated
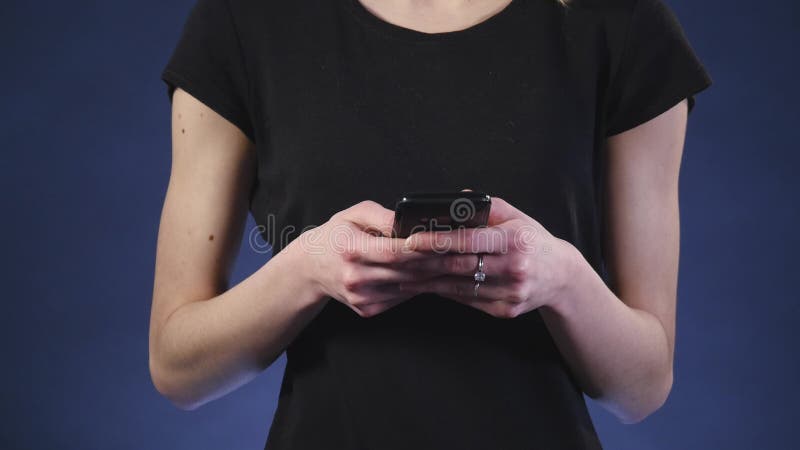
(232, 0, 623, 448)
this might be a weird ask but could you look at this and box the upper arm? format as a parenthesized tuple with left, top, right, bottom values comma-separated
(603, 99, 689, 360)
(149, 88, 256, 347)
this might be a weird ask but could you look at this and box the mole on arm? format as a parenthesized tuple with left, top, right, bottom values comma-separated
(208, 234, 214, 241)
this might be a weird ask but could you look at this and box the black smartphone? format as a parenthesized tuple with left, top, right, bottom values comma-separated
(391, 191, 492, 238)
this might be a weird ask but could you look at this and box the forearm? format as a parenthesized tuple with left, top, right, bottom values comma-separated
(150, 243, 327, 410)
(539, 243, 673, 423)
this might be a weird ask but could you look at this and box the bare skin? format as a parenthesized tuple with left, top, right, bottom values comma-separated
(149, 90, 433, 409)
(356, 0, 515, 33)
(151, 0, 689, 423)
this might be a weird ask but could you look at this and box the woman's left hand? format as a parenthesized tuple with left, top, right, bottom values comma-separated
(398, 197, 579, 318)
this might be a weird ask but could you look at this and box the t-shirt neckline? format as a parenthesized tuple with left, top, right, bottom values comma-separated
(344, 0, 523, 43)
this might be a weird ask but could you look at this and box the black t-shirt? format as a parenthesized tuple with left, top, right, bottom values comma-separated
(161, 0, 712, 448)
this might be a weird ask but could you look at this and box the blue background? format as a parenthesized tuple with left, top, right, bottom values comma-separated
(1, 1, 797, 448)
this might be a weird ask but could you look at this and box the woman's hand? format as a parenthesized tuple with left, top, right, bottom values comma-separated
(291, 200, 427, 318)
(398, 197, 579, 318)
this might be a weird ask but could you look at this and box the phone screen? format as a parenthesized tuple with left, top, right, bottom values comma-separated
(391, 191, 491, 238)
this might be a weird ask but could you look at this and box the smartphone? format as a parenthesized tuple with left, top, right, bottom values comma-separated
(391, 191, 492, 238)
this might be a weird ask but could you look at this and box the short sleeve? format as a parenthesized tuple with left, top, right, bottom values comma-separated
(603, 0, 713, 137)
(161, 0, 254, 142)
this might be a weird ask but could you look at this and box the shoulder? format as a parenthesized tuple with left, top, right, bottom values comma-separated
(560, 0, 679, 28)
(564, 0, 680, 26)
(227, 0, 321, 15)
(564, 0, 676, 14)
(225, 0, 330, 31)
(554, 0, 637, 45)
(558, 0, 685, 55)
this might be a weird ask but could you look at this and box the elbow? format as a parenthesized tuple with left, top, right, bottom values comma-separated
(616, 369, 674, 425)
(592, 368, 673, 424)
(148, 308, 207, 411)
(149, 355, 204, 411)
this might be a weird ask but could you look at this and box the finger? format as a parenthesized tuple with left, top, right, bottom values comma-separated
(398, 275, 512, 301)
(354, 264, 437, 284)
(401, 253, 507, 277)
(356, 235, 431, 264)
(487, 196, 525, 225)
(349, 296, 409, 318)
(338, 282, 405, 305)
(341, 283, 415, 317)
(447, 295, 522, 319)
(310, 225, 422, 264)
(404, 226, 509, 254)
(338, 200, 395, 236)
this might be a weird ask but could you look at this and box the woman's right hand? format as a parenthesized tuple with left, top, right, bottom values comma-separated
(289, 200, 427, 318)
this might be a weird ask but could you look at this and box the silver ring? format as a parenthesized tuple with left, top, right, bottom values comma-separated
(473, 254, 486, 297)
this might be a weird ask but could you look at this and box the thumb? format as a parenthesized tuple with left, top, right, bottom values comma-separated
(340, 200, 395, 236)
(487, 196, 523, 225)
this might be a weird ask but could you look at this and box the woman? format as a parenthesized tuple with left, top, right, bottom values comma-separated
(149, 0, 712, 448)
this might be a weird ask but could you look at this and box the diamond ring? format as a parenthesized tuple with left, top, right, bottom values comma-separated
(473, 254, 486, 297)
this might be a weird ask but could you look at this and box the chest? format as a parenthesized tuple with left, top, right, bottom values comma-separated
(252, 7, 601, 226)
